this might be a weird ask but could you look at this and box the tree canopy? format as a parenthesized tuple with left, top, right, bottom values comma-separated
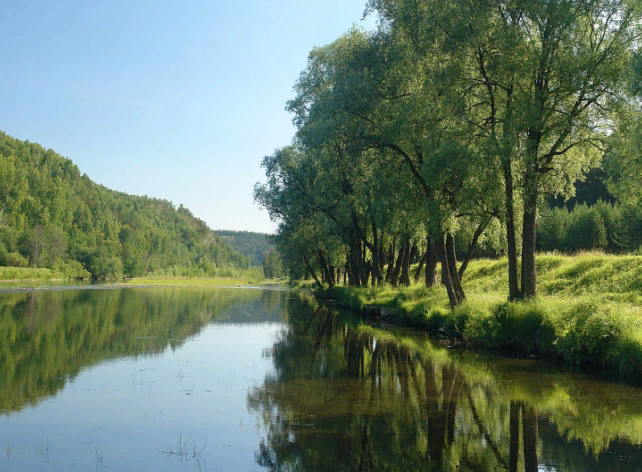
(0, 131, 251, 278)
(255, 0, 642, 304)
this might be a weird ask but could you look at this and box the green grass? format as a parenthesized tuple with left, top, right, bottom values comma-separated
(315, 252, 642, 380)
(0, 267, 63, 281)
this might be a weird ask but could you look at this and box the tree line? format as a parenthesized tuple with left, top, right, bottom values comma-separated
(255, 0, 642, 305)
(214, 229, 275, 266)
(0, 131, 251, 278)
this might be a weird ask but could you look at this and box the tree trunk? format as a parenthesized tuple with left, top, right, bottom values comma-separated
(344, 264, 347, 285)
(522, 182, 538, 299)
(504, 162, 522, 300)
(303, 255, 322, 289)
(400, 240, 412, 286)
(425, 235, 438, 288)
(371, 219, 382, 284)
(385, 237, 396, 283)
(379, 230, 385, 276)
(390, 239, 406, 287)
(446, 234, 465, 302)
(458, 214, 495, 281)
(436, 236, 460, 307)
(318, 251, 334, 288)
(413, 251, 426, 283)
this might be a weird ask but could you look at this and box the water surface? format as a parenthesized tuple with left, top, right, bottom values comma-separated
(1, 287, 641, 471)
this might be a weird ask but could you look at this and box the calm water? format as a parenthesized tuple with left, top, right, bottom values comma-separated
(1, 287, 642, 471)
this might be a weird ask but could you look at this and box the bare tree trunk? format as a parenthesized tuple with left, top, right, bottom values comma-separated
(303, 255, 322, 289)
(446, 234, 465, 302)
(390, 239, 406, 287)
(371, 219, 382, 284)
(458, 214, 495, 281)
(436, 236, 460, 307)
(379, 229, 385, 276)
(385, 237, 396, 283)
(522, 183, 538, 299)
(400, 240, 413, 286)
(318, 251, 333, 288)
(504, 162, 522, 300)
(425, 235, 438, 288)
(414, 250, 426, 283)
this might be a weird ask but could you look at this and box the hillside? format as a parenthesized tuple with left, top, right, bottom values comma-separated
(0, 131, 251, 278)
(214, 230, 274, 266)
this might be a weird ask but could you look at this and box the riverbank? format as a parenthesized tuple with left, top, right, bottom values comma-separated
(125, 276, 286, 286)
(314, 252, 642, 381)
(0, 266, 70, 282)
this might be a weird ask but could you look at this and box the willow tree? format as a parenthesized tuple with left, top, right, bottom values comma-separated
(287, 27, 503, 304)
(254, 146, 348, 286)
(368, 0, 642, 299)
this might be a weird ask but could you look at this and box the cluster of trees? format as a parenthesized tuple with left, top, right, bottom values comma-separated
(255, 0, 642, 305)
(538, 202, 642, 254)
(261, 249, 283, 279)
(0, 131, 251, 278)
(214, 230, 275, 266)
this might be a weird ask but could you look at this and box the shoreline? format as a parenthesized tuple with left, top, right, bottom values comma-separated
(311, 253, 642, 383)
(315, 285, 642, 383)
(0, 280, 288, 294)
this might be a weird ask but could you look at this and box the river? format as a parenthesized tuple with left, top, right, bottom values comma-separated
(0, 287, 641, 471)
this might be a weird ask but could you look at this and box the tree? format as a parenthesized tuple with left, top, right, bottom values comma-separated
(262, 250, 283, 279)
(367, 0, 642, 298)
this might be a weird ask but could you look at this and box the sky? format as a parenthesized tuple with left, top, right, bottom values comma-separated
(0, 0, 376, 234)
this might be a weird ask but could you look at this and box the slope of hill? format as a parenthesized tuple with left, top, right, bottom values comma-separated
(0, 131, 251, 278)
(214, 230, 274, 266)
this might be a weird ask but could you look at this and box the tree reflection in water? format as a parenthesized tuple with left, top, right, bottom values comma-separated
(248, 300, 642, 472)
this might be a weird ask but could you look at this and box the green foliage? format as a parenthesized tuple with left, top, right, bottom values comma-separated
(262, 249, 282, 279)
(214, 230, 275, 266)
(321, 253, 642, 379)
(0, 287, 272, 413)
(538, 202, 642, 254)
(256, 0, 642, 301)
(0, 131, 250, 279)
(0, 266, 59, 281)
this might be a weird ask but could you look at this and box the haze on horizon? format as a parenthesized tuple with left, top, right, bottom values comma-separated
(0, 0, 375, 234)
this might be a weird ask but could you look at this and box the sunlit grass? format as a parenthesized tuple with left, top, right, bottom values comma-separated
(0, 267, 62, 281)
(313, 253, 642, 379)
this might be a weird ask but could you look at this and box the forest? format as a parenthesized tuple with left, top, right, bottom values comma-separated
(0, 131, 251, 279)
(214, 230, 275, 266)
(254, 0, 642, 306)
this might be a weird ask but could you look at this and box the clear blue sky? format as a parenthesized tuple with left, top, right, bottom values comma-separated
(0, 0, 375, 233)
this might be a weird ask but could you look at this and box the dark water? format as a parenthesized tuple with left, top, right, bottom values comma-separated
(1, 288, 641, 471)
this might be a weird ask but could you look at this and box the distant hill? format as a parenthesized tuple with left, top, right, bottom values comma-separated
(0, 131, 251, 277)
(214, 230, 274, 266)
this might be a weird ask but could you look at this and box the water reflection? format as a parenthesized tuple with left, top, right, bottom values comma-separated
(1, 289, 642, 471)
(0, 287, 283, 414)
(248, 303, 642, 472)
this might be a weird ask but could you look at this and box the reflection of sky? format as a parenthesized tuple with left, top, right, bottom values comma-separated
(0, 322, 284, 471)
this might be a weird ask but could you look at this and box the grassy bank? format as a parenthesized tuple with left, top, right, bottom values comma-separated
(315, 252, 642, 380)
(0, 266, 64, 282)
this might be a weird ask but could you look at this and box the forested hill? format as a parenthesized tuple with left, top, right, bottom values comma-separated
(0, 131, 251, 278)
(214, 230, 274, 266)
